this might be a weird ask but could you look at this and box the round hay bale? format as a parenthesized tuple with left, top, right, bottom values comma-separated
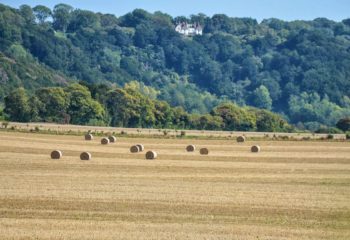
(130, 145, 139, 153)
(136, 144, 144, 152)
(237, 136, 246, 143)
(251, 145, 261, 153)
(199, 148, 209, 155)
(51, 150, 62, 159)
(101, 137, 110, 145)
(80, 152, 91, 160)
(186, 144, 196, 152)
(108, 136, 117, 143)
(85, 133, 93, 140)
(145, 151, 157, 160)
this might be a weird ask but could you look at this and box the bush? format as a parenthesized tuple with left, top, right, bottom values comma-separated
(315, 127, 343, 134)
(346, 131, 350, 140)
(336, 118, 350, 132)
(327, 134, 334, 140)
(303, 122, 322, 132)
(0, 108, 5, 121)
(87, 119, 107, 127)
(180, 131, 186, 137)
(278, 135, 289, 140)
(1, 121, 9, 129)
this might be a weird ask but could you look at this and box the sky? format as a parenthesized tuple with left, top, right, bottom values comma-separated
(1, 0, 349, 22)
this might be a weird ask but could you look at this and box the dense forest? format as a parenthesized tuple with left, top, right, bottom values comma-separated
(0, 3, 349, 131)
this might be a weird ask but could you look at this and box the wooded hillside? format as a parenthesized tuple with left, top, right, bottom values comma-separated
(0, 3, 349, 130)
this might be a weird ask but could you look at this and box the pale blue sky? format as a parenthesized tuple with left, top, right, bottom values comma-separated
(1, 0, 349, 22)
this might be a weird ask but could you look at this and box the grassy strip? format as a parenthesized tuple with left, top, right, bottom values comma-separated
(0, 126, 347, 142)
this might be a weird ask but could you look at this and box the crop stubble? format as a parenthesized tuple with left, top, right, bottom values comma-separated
(0, 131, 349, 239)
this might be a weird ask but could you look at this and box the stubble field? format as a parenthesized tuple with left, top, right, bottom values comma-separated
(0, 131, 349, 239)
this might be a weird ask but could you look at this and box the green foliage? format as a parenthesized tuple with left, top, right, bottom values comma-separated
(120, 57, 141, 77)
(4, 88, 31, 122)
(7, 44, 29, 60)
(252, 85, 272, 110)
(211, 103, 256, 131)
(336, 118, 350, 132)
(35, 87, 68, 122)
(105, 88, 140, 127)
(288, 92, 350, 127)
(33, 5, 51, 24)
(253, 109, 291, 132)
(68, 9, 100, 31)
(346, 131, 350, 140)
(124, 81, 159, 100)
(65, 83, 105, 125)
(3, 84, 291, 132)
(190, 114, 223, 130)
(0, 3, 349, 129)
(315, 127, 343, 134)
(0, 106, 5, 121)
(19, 4, 35, 24)
(0, 51, 70, 101)
(52, 4, 73, 32)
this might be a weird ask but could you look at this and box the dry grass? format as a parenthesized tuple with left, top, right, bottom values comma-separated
(2, 121, 347, 140)
(0, 131, 349, 239)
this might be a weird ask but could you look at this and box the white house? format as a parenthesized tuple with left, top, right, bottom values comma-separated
(175, 22, 203, 36)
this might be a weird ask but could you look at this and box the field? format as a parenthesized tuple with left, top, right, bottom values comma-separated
(0, 130, 349, 239)
(3, 122, 347, 140)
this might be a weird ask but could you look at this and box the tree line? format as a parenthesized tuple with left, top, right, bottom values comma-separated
(3, 83, 292, 132)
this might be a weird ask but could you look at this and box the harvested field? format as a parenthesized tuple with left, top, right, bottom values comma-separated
(0, 131, 349, 239)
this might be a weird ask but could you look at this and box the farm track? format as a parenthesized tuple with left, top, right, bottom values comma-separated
(0, 131, 349, 239)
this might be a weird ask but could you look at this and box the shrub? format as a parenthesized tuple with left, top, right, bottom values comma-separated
(327, 134, 334, 140)
(279, 135, 289, 140)
(1, 121, 9, 129)
(87, 119, 106, 127)
(316, 127, 343, 134)
(336, 118, 350, 132)
(0, 108, 5, 121)
(346, 131, 350, 140)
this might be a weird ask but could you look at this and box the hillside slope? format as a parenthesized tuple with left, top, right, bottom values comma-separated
(0, 3, 349, 128)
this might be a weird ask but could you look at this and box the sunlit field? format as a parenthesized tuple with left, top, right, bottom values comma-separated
(0, 130, 349, 239)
